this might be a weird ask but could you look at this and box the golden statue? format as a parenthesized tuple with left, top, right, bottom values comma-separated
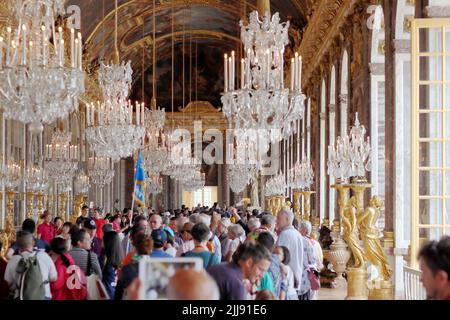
(0, 230, 9, 258)
(358, 196, 393, 281)
(342, 196, 366, 268)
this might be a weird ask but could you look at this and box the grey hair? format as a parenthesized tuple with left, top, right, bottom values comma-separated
(198, 213, 211, 227)
(177, 217, 189, 231)
(279, 208, 294, 225)
(228, 224, 245, 238)
(300, 220, 312, 235)
(247, 218, 261, 230)
(189, 213, 199, 224)
(260, 214, 275, 226)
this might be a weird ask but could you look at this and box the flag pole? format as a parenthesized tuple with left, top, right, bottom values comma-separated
(131, 149, 138, 213)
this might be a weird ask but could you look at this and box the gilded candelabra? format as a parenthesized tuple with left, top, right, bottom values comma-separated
(292, 190, 301, 218)
(59, 193, 68, 221)
(36, 192, 44, 215)
(73, 194, 84, 224)
(26, 191, 35, 219)
(348, 177, 372, 216)
(301, 190, 315, 221)
(5, 190, 17, 242)
(331, 180, 350, 221)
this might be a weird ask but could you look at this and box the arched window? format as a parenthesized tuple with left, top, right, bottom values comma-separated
(329, 67, 336, 222)
(370, 5, 386, 230)
(320, 80, 326, 222)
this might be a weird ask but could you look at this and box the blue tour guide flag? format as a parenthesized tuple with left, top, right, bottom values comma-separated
(132, 149, 145, 207)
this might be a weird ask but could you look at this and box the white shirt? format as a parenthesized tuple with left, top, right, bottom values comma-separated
(176, 240, 194, 257)
(276, 226, 304, 291)
(4, 250, 57, 299)
(165, 246, 177, 257)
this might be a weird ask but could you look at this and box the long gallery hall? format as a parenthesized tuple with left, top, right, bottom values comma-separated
(0, 0, 449, 302)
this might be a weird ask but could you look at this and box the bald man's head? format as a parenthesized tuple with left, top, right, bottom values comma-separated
(166, 269, 219, 300)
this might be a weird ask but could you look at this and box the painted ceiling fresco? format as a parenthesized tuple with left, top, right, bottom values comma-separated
(67, 0, 312, 109)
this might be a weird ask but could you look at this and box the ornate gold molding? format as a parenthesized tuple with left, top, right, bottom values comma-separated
(298, 0, 355, 87)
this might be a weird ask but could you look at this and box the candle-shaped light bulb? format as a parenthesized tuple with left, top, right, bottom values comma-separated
(70, 28, 75, 68)
(21, 24, 27, 65)
(224, 53, 228, 92)
(241, 58, 245, 89)
(29, 41, 33, 67)
(77, 32, 82, 71)
(298, 55, 302, 92)
(228, 57, 232, 91)
(41, 26, 47, 65)
(290, 58, 295, 91)
(231, 51, 235, 90)
(294, 52, 299, 91)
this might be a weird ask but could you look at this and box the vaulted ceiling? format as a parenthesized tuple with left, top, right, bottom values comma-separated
(68, 0, 315, 108)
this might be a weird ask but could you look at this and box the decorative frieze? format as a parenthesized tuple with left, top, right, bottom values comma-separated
(426, 6, 450, 18)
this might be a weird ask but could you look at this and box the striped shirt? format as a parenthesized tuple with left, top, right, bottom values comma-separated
(69, 247, 103, 279)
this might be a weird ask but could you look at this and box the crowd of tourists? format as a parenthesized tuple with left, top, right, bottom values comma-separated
(0, 202, 448, 300)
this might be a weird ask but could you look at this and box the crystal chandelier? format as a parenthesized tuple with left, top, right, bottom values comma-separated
(288, 158, 314, 191)
(0, 160, 22, 189)
(85, 0, 145, 161)
(182, 169, 205, 192)
(23, 164, 48, 192)
(221, 9, 305, 152)
(88, 155, 114, 188)
(0, 0, 84, 127)
(265, 171, 286, 197)
(85, 68, 146, 161)
(146, 172, 163, 195)
(44, 129, 78, 183)
(327, 112, 371, 182)
(142, 108, 169, 175)
(74, 171, 90, 194)
(163, 131, 200, 182)
(227, 134, 260, 193)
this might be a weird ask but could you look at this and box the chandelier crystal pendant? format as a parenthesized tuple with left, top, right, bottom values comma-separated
(74, 170, 90, 194)
(141, 108, 169, 175)
(23, 165, 49, 192)
(221, 9, 305, 153)
(0, 0, 85, 127)
(288, 158, 314, 191)
(0, 160, 22, 189)
(327, 112, 371, 182)
(88, 155, 114, 188)
(146, 172, 163, 195)
(227, 134, 260, 193)
(265, 171, 287, 197)
(182, 169, 205, 192)
(44, 129, 78, 183)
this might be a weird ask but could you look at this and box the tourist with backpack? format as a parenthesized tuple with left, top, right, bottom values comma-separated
(49, 237, 87, 300)
(4, 231, 57, 300)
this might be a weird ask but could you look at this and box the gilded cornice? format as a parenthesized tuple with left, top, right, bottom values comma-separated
(299, 0, 358, 88)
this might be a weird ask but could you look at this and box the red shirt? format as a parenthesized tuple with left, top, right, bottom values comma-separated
(112, 221, 120, 232)
(37, 222, 55, 244)
(94, 218, 107, 239)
